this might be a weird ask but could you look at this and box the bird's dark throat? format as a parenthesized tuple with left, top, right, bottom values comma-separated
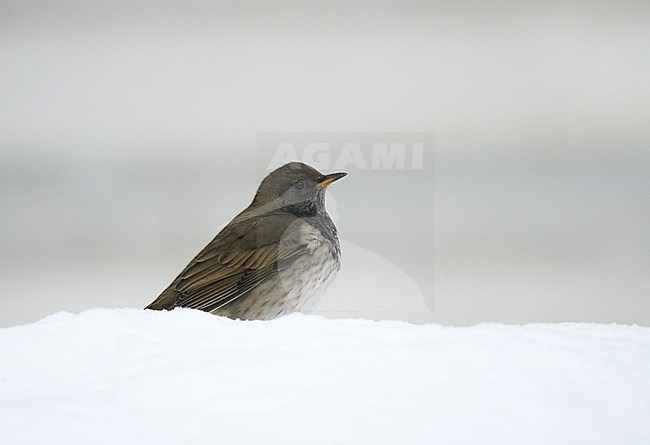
(283, 201, 320, 217)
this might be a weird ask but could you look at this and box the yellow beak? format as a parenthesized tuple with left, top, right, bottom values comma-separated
(316, 172, 348, 189)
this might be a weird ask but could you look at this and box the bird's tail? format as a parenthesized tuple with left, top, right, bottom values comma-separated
(145, 287, 176, 310)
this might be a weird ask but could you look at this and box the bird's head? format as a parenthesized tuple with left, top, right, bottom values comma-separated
(252, 162, 347, 215)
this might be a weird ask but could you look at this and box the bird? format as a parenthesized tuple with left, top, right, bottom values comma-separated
(146, 161, 347, 320)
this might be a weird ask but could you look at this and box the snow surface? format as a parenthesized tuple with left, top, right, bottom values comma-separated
(1, 309, 649, 445)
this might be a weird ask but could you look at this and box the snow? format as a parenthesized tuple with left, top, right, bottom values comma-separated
(1, 309, 649, 445)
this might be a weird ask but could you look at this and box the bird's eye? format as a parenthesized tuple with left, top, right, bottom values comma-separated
(295, 181, 306, 190)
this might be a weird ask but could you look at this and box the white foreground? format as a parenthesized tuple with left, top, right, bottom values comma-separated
(0, 309, 649, 445)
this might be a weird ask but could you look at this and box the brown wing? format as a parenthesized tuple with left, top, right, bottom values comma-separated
(146, 212, 309, 313)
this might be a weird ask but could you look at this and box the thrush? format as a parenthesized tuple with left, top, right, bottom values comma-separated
(146, 161, 347, 320)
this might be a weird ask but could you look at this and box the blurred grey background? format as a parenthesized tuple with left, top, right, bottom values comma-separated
(1, 1, 649, 327)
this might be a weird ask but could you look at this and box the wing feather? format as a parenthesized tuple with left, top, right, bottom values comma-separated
(148, 212, 311, 313)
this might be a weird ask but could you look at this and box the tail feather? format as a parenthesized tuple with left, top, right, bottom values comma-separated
(145, 286, 177, 310)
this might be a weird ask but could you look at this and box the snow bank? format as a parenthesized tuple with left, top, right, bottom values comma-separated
(1, 309, 649, 445)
